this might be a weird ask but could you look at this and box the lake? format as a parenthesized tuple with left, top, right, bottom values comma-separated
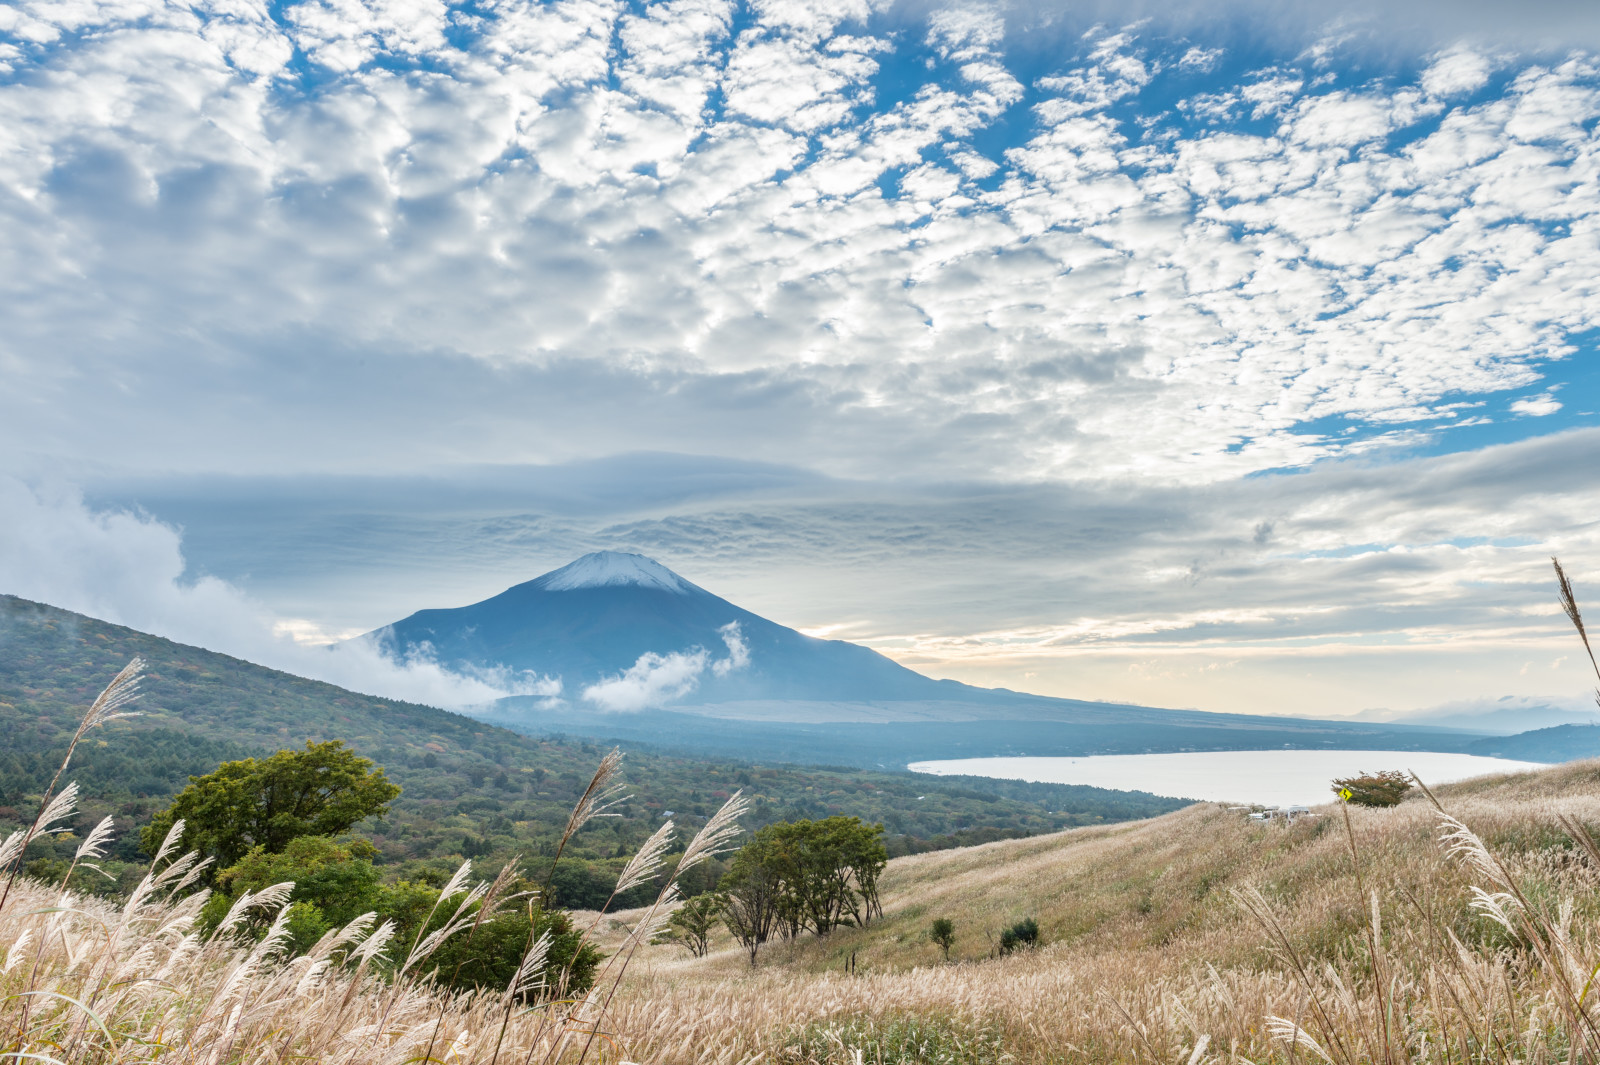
(907, 750, 1550, 808)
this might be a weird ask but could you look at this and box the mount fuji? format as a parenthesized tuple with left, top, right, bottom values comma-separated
(367, 552, 1483, 768)
(371, 551, 962, 706)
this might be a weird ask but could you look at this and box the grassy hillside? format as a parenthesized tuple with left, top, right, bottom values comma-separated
(0, 595, 1184, 899)
(576, 758, 1600, 1063)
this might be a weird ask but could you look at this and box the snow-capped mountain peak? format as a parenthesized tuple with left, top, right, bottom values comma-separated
(537, 551, 694, 594)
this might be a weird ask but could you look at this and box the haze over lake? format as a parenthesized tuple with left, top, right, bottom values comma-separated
(909, 751, 1550, 808)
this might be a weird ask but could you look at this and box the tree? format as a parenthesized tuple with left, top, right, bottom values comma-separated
(200, 835, 386, 952)
(930, 917, 955, 960)
(1332, 770, 1413, 808)
(721, 833, 786, 965)
(141, 741, 400, 870)
(663, 892, 725, 958)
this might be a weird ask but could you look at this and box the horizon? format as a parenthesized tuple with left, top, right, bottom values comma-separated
(4, 0, 1600, 724)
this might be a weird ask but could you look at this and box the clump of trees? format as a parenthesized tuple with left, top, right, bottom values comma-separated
(145, 741, 601, 997)
(1331, 770, 1413, 808)
(721, 816, 887, 964)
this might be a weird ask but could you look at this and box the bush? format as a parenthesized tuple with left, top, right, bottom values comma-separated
(1332, 770, 1413, 807)
(423, 901, 604, 1002)
(999, 917, 1039, 954)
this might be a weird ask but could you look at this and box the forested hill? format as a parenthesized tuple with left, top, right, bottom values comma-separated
(0, 595, 1187, 903)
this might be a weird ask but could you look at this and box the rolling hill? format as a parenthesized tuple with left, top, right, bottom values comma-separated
(590, 757, 1600, 1063)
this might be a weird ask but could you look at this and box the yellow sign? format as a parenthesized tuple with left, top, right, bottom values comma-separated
(1339, 787, 1353, 802)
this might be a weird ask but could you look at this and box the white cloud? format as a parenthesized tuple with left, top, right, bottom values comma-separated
(581, 619, 751, 709)
(712, 621, 751, 675)
(1511, 392, 1562, 416)
(582, 648, 711, 711)
(0, 478, 539, 708)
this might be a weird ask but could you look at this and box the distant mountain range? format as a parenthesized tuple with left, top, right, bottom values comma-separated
(370, 552, 1499, 765)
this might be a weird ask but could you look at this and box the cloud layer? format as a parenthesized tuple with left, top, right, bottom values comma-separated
(0, 478, 550, 708)
(1, 0, 1598, 486)
(5, 0, 1600, 724)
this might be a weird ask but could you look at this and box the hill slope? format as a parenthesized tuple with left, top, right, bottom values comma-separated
(596, 758, 1600, 1063)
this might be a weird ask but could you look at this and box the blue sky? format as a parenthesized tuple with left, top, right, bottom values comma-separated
(4, 0, 1600, 721)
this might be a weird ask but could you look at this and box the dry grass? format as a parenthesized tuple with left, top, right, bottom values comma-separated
(597, 762, 1600, 1064)
(11, 662, 1600, 1063)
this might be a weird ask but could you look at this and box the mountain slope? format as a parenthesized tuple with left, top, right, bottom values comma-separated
(0, 594, 1187, 891)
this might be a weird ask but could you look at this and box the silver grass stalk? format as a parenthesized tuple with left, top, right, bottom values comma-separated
(1437, 813, 1512, 888)
(401, 882, 490, 974)
(73, 815, 114, 861)
(351, 919, 398, 966)
(506, 929, 553, 1001)
(150, 817, 189, 868)
(614, 821, 676, 896)
(1469, 886, 1523, 935)
(545, 749, 626, 889)
(675, 790, 749, 876)
(1265, 1016, 1335, 1064)
(32, 782, 81, 840)
(2, 930, 34, 974)
(81, 656, 146, 729)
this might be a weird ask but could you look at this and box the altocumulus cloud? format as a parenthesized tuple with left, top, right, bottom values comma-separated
(1, 0, 1599, 484)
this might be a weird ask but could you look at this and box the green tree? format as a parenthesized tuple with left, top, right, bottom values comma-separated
(999, 917, 1039, 954)
(1331, 770, 1413, 808)
(199, 835, 387, 952)
(930, 917, 955, 960)
(662, 892, 725, 958)
(141, 741, 400, 870)
(721, 834, 785, 965)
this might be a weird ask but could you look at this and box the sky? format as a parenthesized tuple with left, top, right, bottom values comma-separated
(3, 0, 1600, 721)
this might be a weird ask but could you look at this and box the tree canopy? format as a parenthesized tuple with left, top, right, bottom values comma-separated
(140, 740, 400, 869)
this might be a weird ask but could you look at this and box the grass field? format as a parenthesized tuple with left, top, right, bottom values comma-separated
(7, 663, 1600, 1063)
(589, 758, 1600, 1064)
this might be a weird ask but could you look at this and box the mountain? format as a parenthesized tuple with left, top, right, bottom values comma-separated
(371, 552, 1491, 763)
(372, 551, 959, 704)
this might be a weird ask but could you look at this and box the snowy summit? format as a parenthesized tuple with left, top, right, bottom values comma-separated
(537, 552, 694, 594)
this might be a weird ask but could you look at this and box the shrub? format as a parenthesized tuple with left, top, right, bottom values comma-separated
(998, 917, 1039, 954)
(930, 917, 956, 960)
(421, 900, 603, 1001)
(1331, 770, 1413, 807)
